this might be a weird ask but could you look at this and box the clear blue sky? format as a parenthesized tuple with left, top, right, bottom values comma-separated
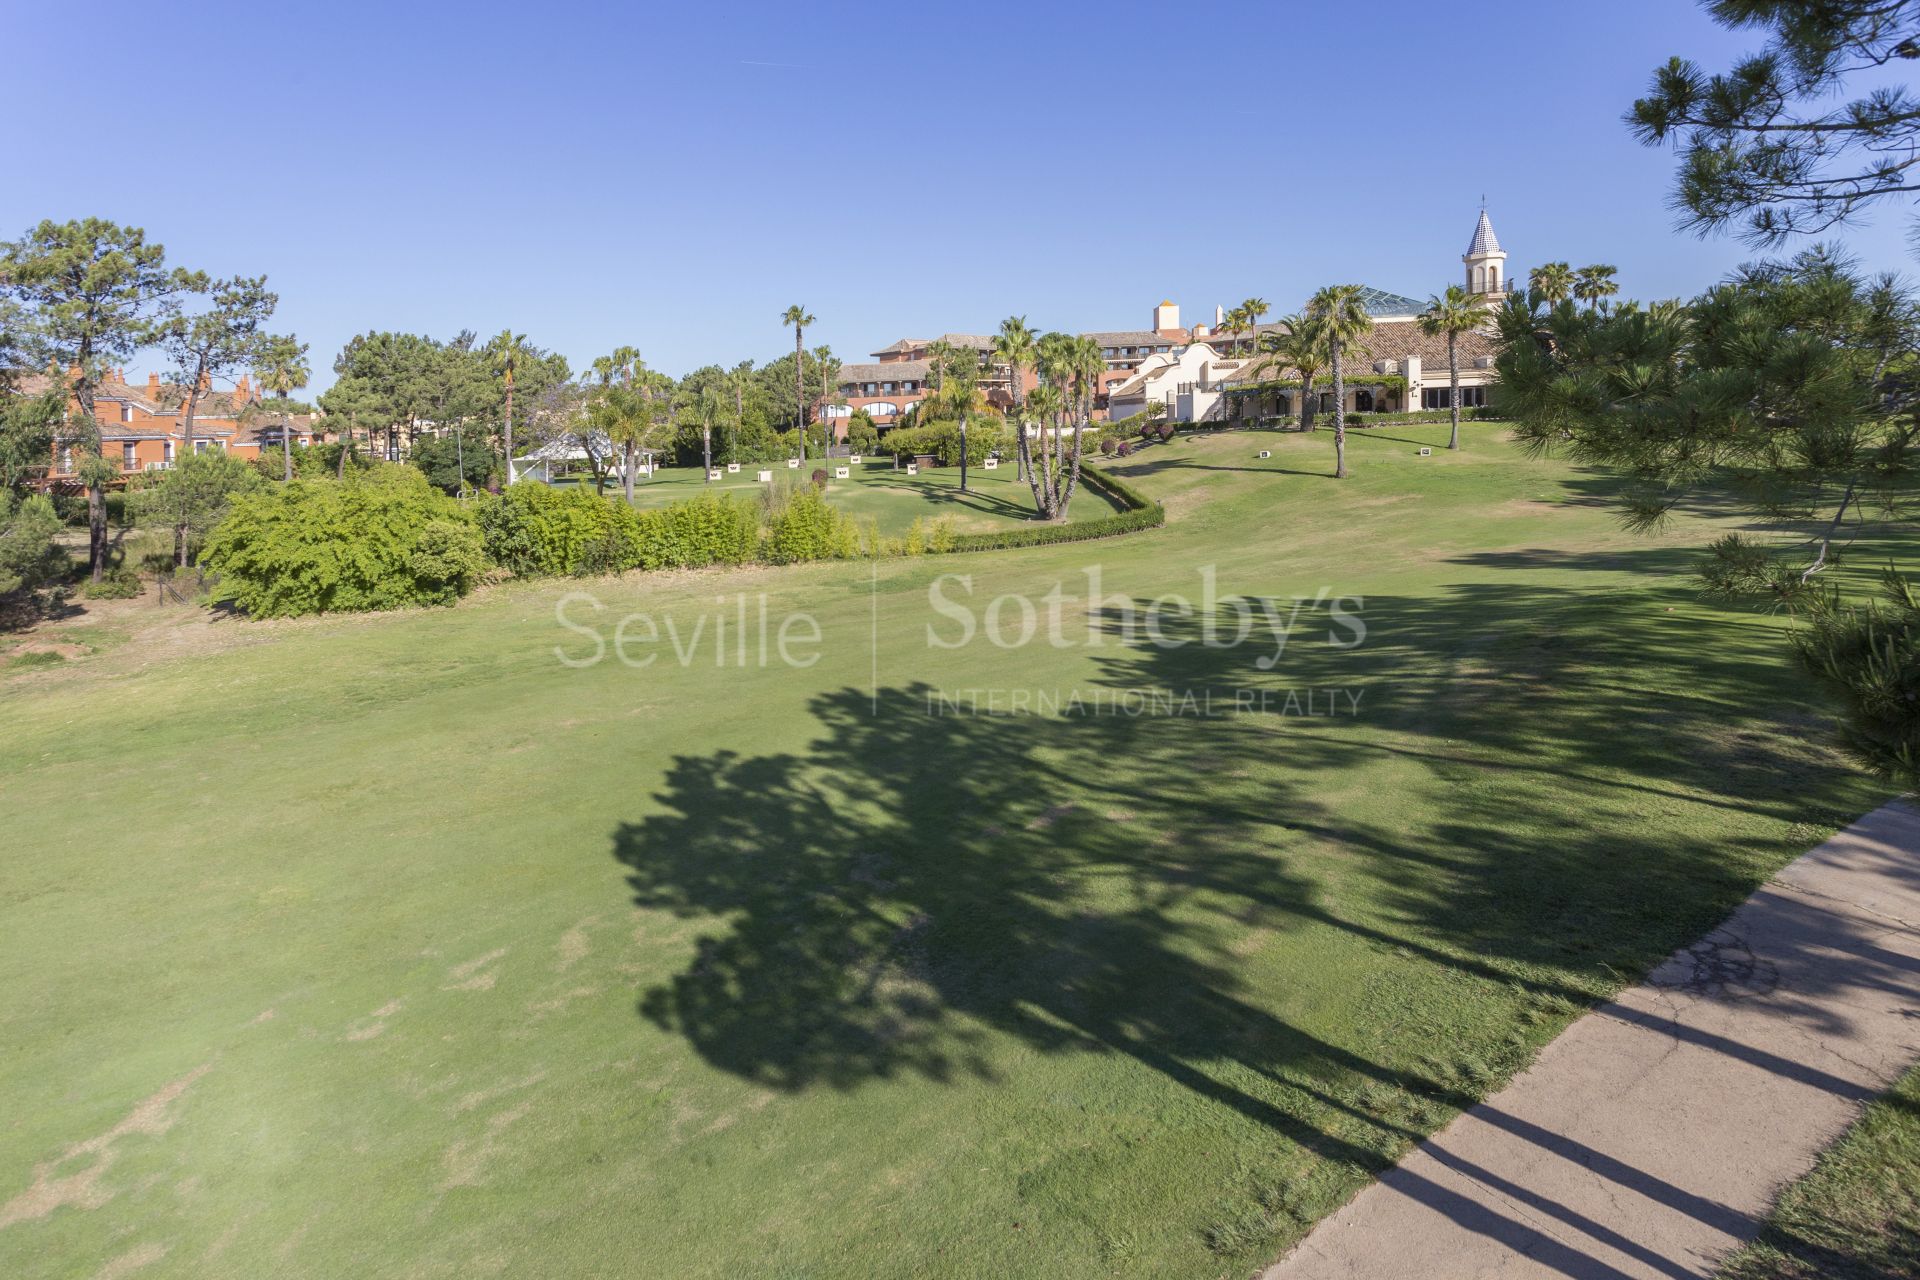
(7, 0, 1913, 390)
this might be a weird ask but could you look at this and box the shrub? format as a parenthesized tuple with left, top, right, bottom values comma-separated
(811, 468, 829, 489)
(1157, 422, 1175, 441)
(0, 491, 67, 598)
(1138, 421, 1157, 440)
(477, 483, 759, 578)
(1116, 439, 1134, 457)
(476, 482, 632, 577)
(202, 466, 488, 617)
(1099, 437, 1117, 456)
(81, 565, 144, 599)
(765, 486, 858, 564)
(647, 491, 759, 569)
(884, 418, 1000, 466)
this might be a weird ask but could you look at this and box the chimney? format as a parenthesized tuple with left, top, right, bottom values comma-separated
(236, 374, 251, 405)
(147, 372, 160, 397)
(1214, 305, 1225, 327)
(1153, 300, 1180, 334)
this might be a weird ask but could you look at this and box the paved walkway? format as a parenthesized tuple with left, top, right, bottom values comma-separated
(1262, 799, 1920, 1280)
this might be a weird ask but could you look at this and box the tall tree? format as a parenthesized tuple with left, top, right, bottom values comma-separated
(1305, 285, 1374, 479)
(781, 305, 814, 461)
(0, 218, 181, 580)
(1018, 332, 1102, 520)
(1629, 1, 1920, 246)
(1418, 285, 1482, 450)
(254, 333, 311, 481)
(156, 275, 278, 562)
(1530, 262, 1576, 307)
(813, 345, 841, 453)
(589, 346, 652, 501)
(487, 330, 531, 483)
(1573, 264, 1620, 312)
(991, 316, 1037, 480)
(1238, 296, 1270, 339)
(1250, 314, 1326, 430)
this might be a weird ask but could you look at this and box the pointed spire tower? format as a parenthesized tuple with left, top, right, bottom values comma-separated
(1463, 208, 1508, 303)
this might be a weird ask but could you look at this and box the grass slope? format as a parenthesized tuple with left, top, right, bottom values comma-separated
(0, 424, 1896, 1279)
(601, 458, 1122, 535)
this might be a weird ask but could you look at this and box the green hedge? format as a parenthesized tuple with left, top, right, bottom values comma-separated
(945, 464, 1164, 553)
(477, 483, 758, 577)
(203, 467, 487, 617)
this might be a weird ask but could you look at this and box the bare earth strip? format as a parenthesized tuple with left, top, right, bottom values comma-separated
(1263, 799, 1920, 1280)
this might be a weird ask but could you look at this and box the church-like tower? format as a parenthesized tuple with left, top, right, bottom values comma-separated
(1463, 209, 1507, 302)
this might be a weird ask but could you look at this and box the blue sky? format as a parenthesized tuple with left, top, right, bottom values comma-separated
(6, 0, 1914, 389)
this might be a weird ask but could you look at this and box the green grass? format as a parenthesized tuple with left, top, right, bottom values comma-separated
(586, 457, 1123, 535)
(1716, 1066, 1920, 1279)
(0, 423, 1897, 1278)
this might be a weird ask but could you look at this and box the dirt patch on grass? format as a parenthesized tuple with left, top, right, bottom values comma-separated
(0, 1061, 212, 1230)
(444, 948, 508, 992)
(94, 1242, 168, 1278)
(344, 999, 402, 1041)
(440, 1100, 535, 1190)
(554, 919, 595, 973)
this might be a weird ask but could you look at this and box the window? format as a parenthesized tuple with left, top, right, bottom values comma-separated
(862, 383, 877, 395)
(122, 442, 137, 468)
(60, 446, 73, 472)
(882, 382, 895, 394)
(163, 440, 175, 464)
(1423, 386, 1488, 409)
(121, 404, 133, 423)
(866, 402, 900, 417)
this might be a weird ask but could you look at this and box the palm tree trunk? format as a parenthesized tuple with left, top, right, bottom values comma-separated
(624, 441, 636, 502)
(1332, 347, 1348, 479)
(958, 412, 970, 493)
(703, 427, 712, 482)
(504, 383, 514, 485)
(794, 327, 805, 464)
(282, 392, 294, 482)
(1447, 332, 1461, 451)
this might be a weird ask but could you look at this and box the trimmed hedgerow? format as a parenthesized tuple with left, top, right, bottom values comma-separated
(945, 464, 1164, 553)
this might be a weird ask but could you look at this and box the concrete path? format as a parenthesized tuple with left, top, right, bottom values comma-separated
(1262, 799, 1920, 1280)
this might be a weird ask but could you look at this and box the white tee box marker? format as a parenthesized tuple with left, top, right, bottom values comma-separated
(1418, 447, 1432, 456)
(1257, 450, 1271, 459)
(983, 457, 998, 469)
(757, 469, 773, 482)
(707, 468, 723, 481)
(905, 464, 919, 476)
(834, 467, 850, 479)
(787, 458, 800, 469)
(726, 462, 740, 473)
(849, 454, 862, 464)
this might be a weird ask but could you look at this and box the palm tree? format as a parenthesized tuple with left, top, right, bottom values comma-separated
(1250, 314, 1325, 429)
(1573, 264, 1619, 312)
(1530, 262, 1575, 307)
(1418, 285, 1481, 451)
(1222, 305, 1248, 352)
(924, 339, 958, 395)
(991, 316, 1036, 480)
(781, 305, 814, 462)
(1305, 285, 1374, 479)
(488, 330, 530, 484)
(695, 383, 726, 482)
(254, 335, 311, 481)
(590, 346, 651, 500)
(1239, 296, 1270, 346)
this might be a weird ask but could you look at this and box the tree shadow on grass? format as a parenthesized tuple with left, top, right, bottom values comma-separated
(608, 567, 1893, 1270)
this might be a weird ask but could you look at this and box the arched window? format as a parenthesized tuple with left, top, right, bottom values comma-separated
(865, 401, 900, 418)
